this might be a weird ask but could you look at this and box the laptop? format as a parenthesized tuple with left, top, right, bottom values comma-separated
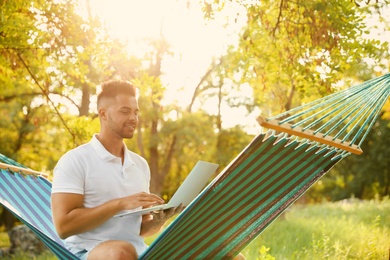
(114, 160, 219, 217)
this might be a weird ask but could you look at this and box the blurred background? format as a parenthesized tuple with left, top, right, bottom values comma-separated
(0, 0, 389, 258)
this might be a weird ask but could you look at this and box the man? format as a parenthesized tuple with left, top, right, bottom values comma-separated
(51, 80, 183, 260)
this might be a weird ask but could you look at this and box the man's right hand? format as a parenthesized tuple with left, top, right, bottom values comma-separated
(119, 192, 164, 211)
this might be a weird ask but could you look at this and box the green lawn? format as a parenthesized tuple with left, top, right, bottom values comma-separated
(1, 199, 389, 259)
(241, 198, 390, 260)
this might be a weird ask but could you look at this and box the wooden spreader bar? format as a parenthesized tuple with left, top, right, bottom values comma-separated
(257, 116, 363, 155)
(0, 162, 48, 177)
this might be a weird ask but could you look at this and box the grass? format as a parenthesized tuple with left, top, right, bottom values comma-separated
(1, 199, 389, 259)
(242, 198, 390, 260)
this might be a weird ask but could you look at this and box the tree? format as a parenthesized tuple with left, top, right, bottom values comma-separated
(8, 0, 389, 202)
(202, 0, 390, 116)
(0, 0, 113, 169)
(200, 0, 390, 202)
(1, 1, 235, 198)
(129, 37, 236, 195)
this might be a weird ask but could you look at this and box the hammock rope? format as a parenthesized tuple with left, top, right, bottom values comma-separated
(0, 161, 48, 177)
(258, 73, 390, 155)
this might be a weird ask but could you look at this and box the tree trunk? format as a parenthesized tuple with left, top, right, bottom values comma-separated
(149, 118, 161, 194)
(79, 83, 90, 116)
(148, 40, 164, 194)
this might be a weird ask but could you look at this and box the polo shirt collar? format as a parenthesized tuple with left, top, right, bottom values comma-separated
(123, 148, 135, 168)
(90, 134, 117, 162)
(90, 134, 135, 167)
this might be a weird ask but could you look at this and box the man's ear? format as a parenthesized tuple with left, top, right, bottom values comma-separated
(98, 107, 107, 120)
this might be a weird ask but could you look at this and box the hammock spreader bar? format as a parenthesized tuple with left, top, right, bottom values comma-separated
(257, 116, 362, 154)
(258, 73, 390, 155)
(0, 162, 48, 177)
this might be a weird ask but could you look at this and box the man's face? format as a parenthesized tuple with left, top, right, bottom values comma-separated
(103, 94, 139, 139)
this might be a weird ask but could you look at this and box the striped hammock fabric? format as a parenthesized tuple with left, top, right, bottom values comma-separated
(140, 132, 344, 259)
(0, 167, 79, 259)
(0, 133, 344, 259)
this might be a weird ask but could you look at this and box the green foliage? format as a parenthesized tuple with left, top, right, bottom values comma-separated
(1, 0, 389, 202)
(158, 111, 219, 198)
(215, 126, 255, 168)
(0, 0, 112, 174)
(64, 115, 100, 146)
(204, 0, 390, 115)
(201, 0, 390, 201)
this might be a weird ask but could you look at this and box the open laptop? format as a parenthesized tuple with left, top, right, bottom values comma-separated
(114, 160, 219, 217)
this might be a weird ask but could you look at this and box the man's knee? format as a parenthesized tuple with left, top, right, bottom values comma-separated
(107, 242, 137, 260)
(88, 240, 137, 260)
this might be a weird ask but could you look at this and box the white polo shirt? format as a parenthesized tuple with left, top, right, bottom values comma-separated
(52, 134, 150, 255)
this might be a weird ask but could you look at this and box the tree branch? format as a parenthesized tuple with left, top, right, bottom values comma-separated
(187, 56, 225, 113)
(0, 92, 42, 102)
(16, 52, 77, 145)
(272, 0, 285, 38)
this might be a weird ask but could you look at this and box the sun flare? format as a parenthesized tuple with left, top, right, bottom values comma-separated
(79, 0, 258, 131)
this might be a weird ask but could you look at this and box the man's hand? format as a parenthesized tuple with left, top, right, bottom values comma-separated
(140, 204, 185, 237)
(119, 192, 164, 211)
(151, 204, 185, 223)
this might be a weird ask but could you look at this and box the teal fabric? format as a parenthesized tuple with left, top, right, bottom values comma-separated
(0, 168, 79, 260)
(140, 133, 344, 259)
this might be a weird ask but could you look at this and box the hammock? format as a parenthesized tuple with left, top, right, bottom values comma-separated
(1, 73, 389, 259)
(140, 133, 342, 259)
(0, 136, 341, 259)
(0, 157, 78, 259)
(258, 73, 390, 155)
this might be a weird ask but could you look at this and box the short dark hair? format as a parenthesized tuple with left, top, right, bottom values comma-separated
(97, 80, 136, 109)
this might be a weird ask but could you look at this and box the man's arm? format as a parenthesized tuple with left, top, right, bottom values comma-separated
(51, 192, 164, 239)
(140, 205, 185, 237)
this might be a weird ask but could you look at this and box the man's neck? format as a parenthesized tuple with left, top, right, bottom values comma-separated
(96, 134, 124, 159)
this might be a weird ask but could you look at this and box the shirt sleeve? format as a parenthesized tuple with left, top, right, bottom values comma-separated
(52, 150, 85, 195)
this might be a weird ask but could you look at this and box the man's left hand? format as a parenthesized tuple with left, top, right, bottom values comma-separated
(151, 204, 185, 223)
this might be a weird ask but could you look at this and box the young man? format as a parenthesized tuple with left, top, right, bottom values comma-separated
(51, 80, 183, 260)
